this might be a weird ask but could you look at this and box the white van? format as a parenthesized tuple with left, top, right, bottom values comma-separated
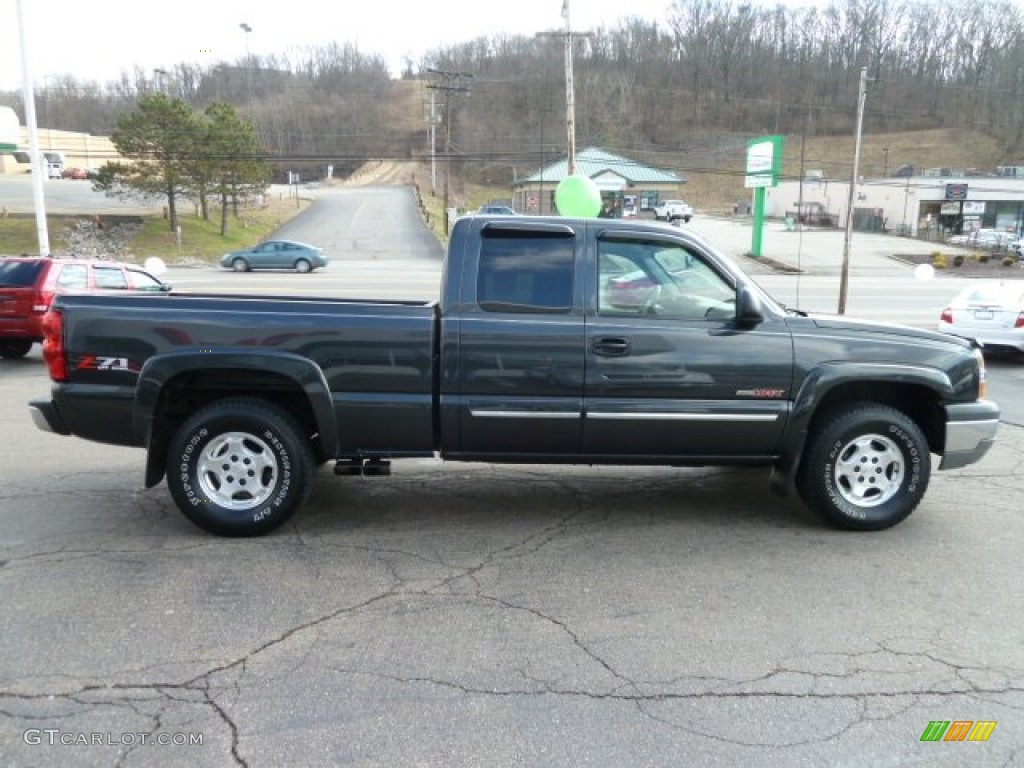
(13, 149, 65, 178)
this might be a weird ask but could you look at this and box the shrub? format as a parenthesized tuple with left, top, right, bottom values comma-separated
(932, 253, 948, 269)
(978, 251, 990, 263)
(1002, 255, 1017, 267)
(952, 254, 965, 267)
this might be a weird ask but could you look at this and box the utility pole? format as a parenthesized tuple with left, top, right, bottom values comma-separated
(424, 90, 441, 194)
(426, 68, 472, 234)
(538, 1, 590, 177)
(562, 0, 577, 174)
(838, 66, 868, 316)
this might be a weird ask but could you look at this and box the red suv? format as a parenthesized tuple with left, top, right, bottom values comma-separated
(0, 257, 170, 358)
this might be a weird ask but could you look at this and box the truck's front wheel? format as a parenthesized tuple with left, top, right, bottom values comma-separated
(165, 399, 315, 536)
(797, 404, 930, 531)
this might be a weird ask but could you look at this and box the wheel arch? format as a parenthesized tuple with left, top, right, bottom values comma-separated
(773, 364, 950, 495)
(135, 351, 338, 487)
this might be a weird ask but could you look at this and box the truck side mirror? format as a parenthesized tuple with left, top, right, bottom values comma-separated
(736, 286, 764, 328)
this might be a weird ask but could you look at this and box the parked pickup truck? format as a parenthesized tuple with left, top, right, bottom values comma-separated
(30, 216, 999, 536)
(653, 199, 693, 223)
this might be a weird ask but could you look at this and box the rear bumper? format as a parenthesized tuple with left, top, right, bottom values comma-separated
(0, 317, 43, 341)
(29, 397, 71, 435)
(940, 400, 1000, 470)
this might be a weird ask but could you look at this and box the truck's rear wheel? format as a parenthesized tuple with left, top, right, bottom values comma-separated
(165, 399, 315, 536)
(797, 404, 930, 531)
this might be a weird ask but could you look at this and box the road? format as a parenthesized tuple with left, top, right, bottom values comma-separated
(2, 187, 1023, 767)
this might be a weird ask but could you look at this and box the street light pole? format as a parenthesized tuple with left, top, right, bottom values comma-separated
(838, 66, 868, 316)
(153, 68, 169, 94)
(240, 23, 254, 119)
(15, 0, 49, 256)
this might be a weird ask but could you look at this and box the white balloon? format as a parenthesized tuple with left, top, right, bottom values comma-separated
(144, 256, 167, 276)
(914, 263, 935, 281)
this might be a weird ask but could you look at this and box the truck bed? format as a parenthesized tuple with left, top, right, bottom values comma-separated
(53, 292, 439, 455)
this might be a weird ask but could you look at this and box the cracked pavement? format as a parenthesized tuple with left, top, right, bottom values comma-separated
(2, 350, 1023, 767)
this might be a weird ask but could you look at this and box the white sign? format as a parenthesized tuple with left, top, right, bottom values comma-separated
(745, 139, 778, 189)
(746, 140, 775, 174)
(962, 201, 986, 215)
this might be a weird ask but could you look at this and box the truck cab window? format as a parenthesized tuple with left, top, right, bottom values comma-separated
(598, 238, 736, 321)
(477, 231, 574, 314)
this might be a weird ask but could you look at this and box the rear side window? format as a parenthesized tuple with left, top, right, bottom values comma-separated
(93, 267, 128, 290)
(56, 265, 88, 289)
(477, 230, 574, 314)
(0, 261, 45, 288)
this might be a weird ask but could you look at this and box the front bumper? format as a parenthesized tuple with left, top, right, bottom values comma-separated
(29, 398, 71, 435)
(940, 400, 1000, 470)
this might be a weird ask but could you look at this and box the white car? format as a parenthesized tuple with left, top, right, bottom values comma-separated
(949, 229, 1016, 249)
(939, 281, 1024, 354)
(653, 199, 693, 223)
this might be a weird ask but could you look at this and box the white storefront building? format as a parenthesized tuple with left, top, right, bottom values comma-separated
(764, 173, 1024, 240)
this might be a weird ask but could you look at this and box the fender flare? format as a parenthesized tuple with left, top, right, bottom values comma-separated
(134, 350, 338, 487)
(771, 362, 953, 494)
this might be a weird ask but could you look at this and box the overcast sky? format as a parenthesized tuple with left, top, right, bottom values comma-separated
(1, 0, 675, 92)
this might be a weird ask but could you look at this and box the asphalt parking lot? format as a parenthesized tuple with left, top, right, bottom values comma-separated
(2, 342, 1023, 767)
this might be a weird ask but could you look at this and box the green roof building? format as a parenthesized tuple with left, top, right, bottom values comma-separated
(512, 147, 686, 216)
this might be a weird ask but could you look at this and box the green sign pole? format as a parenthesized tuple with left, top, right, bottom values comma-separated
(751, 187, 766, 257)
(744, 135, 784, 260)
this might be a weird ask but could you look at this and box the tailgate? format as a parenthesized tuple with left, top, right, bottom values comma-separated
(0, 286, 34, 317)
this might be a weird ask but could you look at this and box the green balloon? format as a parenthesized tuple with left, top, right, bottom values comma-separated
(555, 174, 602, 218)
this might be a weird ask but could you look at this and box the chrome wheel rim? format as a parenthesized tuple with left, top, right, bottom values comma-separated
(833, 433, 904, 507)
(197, 431, 278, 510)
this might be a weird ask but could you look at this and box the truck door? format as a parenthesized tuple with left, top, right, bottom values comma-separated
(449, 222, 584, 458)
(582, 232, 793, 460)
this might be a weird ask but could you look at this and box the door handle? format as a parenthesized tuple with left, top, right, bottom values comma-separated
(592, 337, 630, 356)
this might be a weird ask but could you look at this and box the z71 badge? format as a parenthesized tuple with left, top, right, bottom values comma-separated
(75, 355, 138, 372)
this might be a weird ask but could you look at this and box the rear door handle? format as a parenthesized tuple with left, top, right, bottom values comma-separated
(591, 337, 630, 356)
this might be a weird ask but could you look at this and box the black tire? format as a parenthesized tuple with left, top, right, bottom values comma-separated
(295, 258, 312, 274)
(165, 398, 315, 536)
(232, 257, 249, 272)
(797, 403, 930, 531)
(0, 340, 34, 358)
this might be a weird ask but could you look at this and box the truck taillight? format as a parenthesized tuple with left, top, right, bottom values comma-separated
(41, 308, 68, 382)
(1015, 312, 1024, 329)
(940, 308, 953, 324)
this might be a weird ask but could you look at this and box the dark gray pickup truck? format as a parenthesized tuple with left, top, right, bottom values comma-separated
(30, 216, 999, 535)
